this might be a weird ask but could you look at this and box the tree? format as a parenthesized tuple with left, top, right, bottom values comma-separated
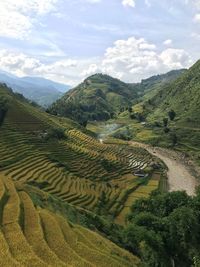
(170, 133, 178, 146)
(168, 110, 176, 121)
(124, 191, 200, 267)
(128, 107, 133, 113)
(164, 127, 170, 133)
(80, 120, 88, 128)
(166, 207, 199, 267)
(163, 118, 168, 127)
(45, 128, 66, 140)
(130, 113, 136, 120)
(0, 96, 9, 126)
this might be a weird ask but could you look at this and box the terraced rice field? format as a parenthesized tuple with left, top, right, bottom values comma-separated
(0, 85, 162, 266)
(0, 118, 160, 219)
(115, 173, 161, 225)
(0, 174, 139, 266)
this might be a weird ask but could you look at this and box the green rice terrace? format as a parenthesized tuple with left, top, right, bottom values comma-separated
(0, 84, 165, 266)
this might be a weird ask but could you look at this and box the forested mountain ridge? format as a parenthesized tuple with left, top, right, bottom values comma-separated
(49, 73, 137, 122)
(144, 60, 200, 125)
(129, 69, 186, 96)
(49, 70, 184, 123)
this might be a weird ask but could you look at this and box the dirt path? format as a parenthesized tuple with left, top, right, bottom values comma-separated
(131, 142, 199, 196)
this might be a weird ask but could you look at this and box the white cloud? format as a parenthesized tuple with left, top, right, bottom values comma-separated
(0, 37, 193, 86)
(81, 64, 99, 76)
(190, 0, 200, 9)
(160, 48, 191, 69)
(0, 0, 58, 39)
(163, 39, 173, 46)
(191, 32, 200, 39)
(0, 50, 41, 76)
(194, 13, 200, 22)
(122, 0, 136, 8)
(145, 0, 151, 7)
(0, 49, 78, 85)
(85, 0, 101, 3)
(99, 37, 192, 82)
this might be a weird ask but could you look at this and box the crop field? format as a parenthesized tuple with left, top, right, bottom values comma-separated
(0, 86, 162, 266)
(0, 173, 139, 267)
(0, 119, 160, 219)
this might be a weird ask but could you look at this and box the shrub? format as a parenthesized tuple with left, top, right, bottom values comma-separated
(163, 127, 170, 133)
(168, 109, 176, 121)
(112, 127, 133, 141)
(170, 132, 178, 146)
(163, 118, 168, 127)
(45, 128, 66, 140)
(0, 96, 9, 126)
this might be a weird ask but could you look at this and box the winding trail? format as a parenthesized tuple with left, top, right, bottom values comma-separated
(131, 142, 199, 196)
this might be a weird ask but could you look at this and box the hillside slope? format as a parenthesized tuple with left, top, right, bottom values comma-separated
(49, 73, 137, 122)
(49, 71, 185, 123)
(0, 174, 140, 267)
(146, 60, 200, 125)
(0, 83, 165, 266)
(129, 69, 186, 97)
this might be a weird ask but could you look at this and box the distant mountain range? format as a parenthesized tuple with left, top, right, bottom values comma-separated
(0, 70, 70, 107)
(49, 70, 185, 122)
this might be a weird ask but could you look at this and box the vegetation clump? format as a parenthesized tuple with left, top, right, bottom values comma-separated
(123, 190, 200, 267)
(0, 95, 9, 126)
(112, 126, 133, 141)
(168, 109, 176, 121)
(44, 127, 66, 140)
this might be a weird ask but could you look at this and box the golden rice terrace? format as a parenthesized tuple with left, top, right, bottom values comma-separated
(0, 84, 163, 266)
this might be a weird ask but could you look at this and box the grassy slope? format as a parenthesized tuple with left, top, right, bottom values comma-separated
(0, 84, 166, 266)
(146, 60, 200, 125)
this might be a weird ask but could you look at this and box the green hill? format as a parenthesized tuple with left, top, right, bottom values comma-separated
(129, 69, 186, 97)
(48, 73, 138, 122)
(116, 60, 200, 165)
(145, 60, 200, 125)
(49, 71, 185, 124)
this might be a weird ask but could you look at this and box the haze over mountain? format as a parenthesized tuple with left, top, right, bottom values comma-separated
(0, 70, 70, 107)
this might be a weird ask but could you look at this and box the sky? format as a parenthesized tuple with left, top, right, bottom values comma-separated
(0, 0, 199, 86)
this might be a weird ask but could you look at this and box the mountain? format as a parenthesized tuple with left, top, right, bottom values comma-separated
(49, 71, 185, 123)
(49, 73, 138, 122)
(145, 60, 200, 125)
(122, 61, 200, 158)
(129, 69, 186, 96)
(0, 70, 70, 107)
(21, 76, 69, 93)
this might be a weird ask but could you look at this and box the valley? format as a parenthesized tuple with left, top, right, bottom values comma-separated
(88, 121, 199, 195)
(131, 142, 199, 195)
(1, 60, 200, 266)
